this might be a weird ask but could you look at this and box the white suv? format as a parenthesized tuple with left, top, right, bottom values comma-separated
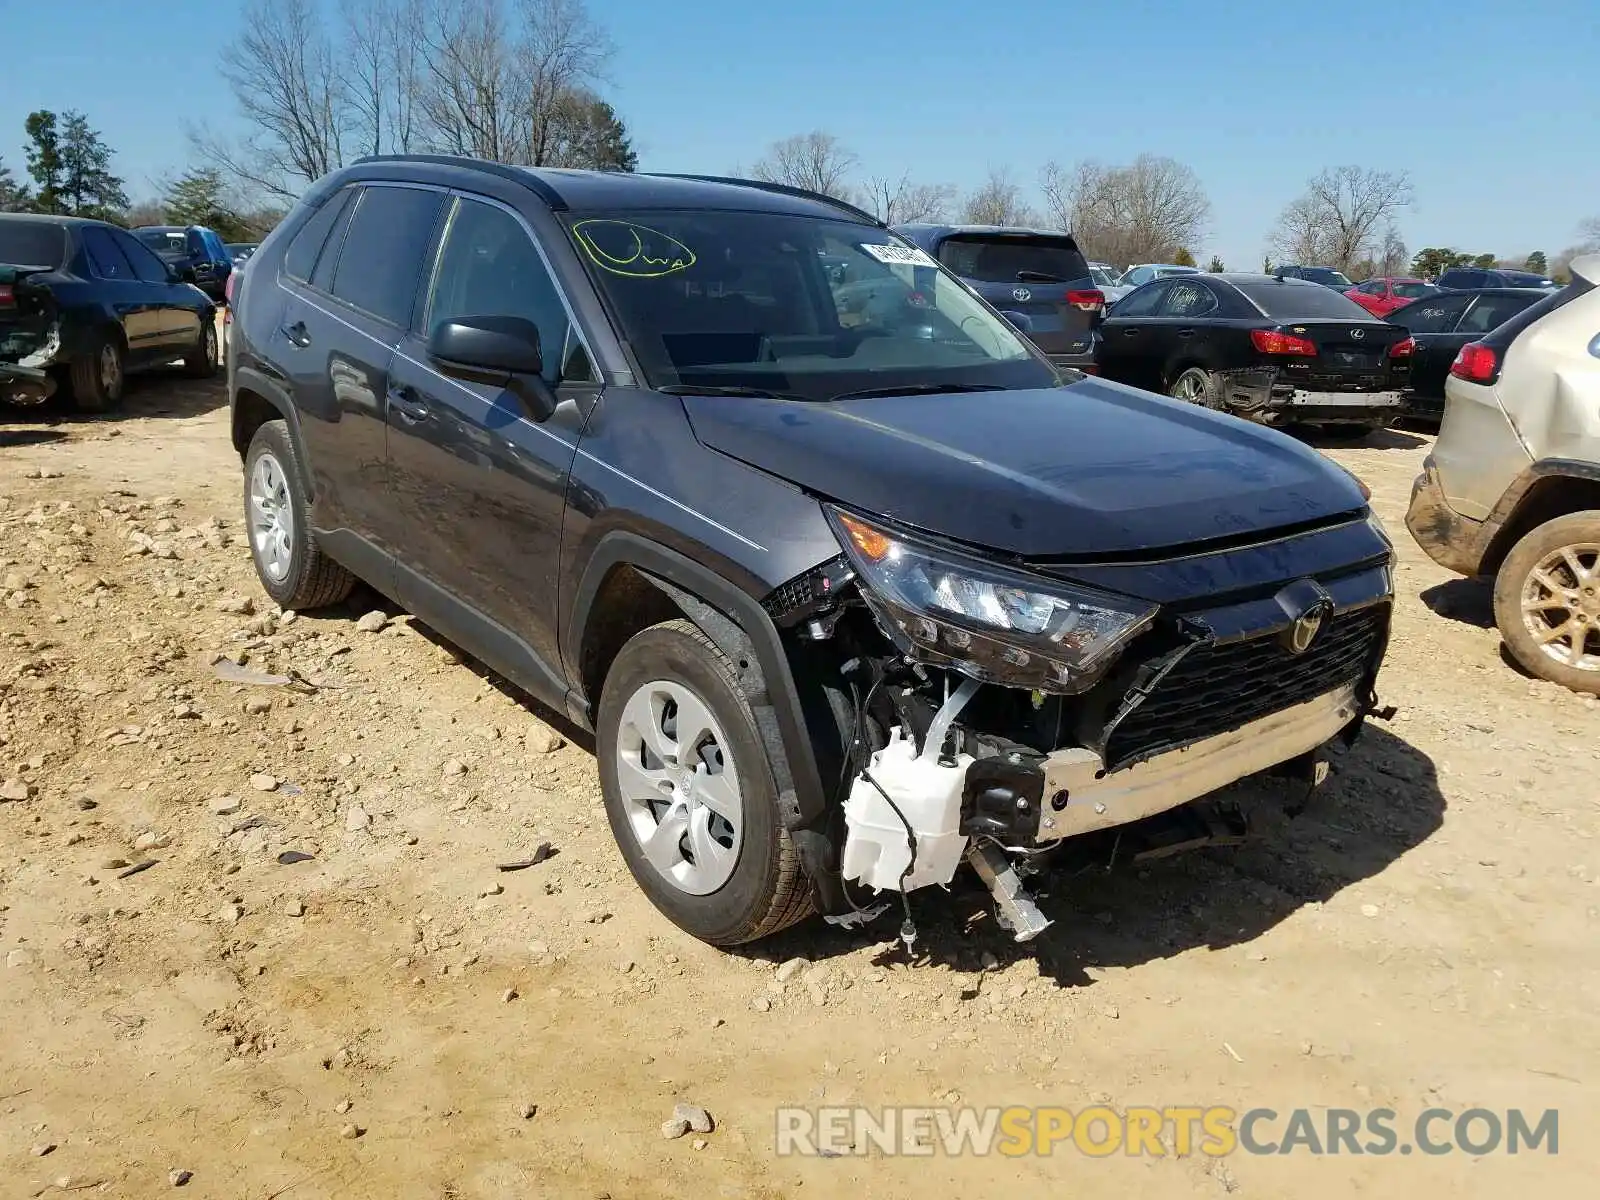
(1406, 254, 1600, 692)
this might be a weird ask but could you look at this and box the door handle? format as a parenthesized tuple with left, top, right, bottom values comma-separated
(1176, 328, 1195, 338)
(280, 321, 310, 348)
(1122, 328, 1140, 337)
(388, 386, 431, 423)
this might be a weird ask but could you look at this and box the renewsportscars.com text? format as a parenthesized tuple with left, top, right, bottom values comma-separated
(775, 1105, 1559, 1158)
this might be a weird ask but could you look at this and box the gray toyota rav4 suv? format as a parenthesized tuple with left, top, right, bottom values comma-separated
(229, 156, 1395, 948)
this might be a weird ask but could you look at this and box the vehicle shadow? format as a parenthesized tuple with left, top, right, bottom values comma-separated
(748, 725, 1444, 989)
(1, 369, 227, 427)
(1295, 425, 1430, 451)
(1420, 578, 1495, 629)
(0, 428, 69, 450)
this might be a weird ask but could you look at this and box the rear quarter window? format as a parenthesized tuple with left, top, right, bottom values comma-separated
(283, 189, 354, 283)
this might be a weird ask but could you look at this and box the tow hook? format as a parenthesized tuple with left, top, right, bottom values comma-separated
(966, 841, 1052, 943)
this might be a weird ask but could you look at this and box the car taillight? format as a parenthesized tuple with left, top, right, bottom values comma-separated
(1389, 337, 1415, 358)
(1450, 342, 1499, 384)
(0, 283, 13, 308)
(1066, 288, 1104, 311)
(1251, 328, 1317, 356)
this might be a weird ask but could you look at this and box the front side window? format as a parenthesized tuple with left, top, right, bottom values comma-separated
(79, 227, 135, 280)
(567, 211, 1052, 401)
(427, 197, 575, 381)
(1111, 281, 1169, 317)
(330, 185, 444, 326)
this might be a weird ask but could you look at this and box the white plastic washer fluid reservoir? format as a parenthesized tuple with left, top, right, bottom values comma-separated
(840, 728, 973, 893)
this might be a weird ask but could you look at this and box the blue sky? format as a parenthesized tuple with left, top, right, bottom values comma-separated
(5, 0, 1596, 267)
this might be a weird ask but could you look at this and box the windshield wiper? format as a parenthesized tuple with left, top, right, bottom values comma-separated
(828, 383, 1003, 402)
(659, 384, 807, 401)
(1016, 270, 1069, 283)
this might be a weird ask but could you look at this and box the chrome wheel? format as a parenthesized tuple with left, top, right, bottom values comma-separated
(614, 679, 742, 895)
(202, 322, 218, 368)
(248, 451, 294, 583)
(99, 343, 123, 397)
(1520, 542, 1600, 673)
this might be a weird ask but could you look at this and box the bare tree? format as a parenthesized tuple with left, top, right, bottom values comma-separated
(961, 168, 1036, 226)
(749, 132, 858, 199)
(198, 0, 347, 200)
(520, 0, 614, 167)
(1271, 166, 1413, 272)
(1378, 224, 1408, 277)
(418, 0, 525, 161)
(1041, 155, 1210, 266)
(341, 0, 426, 157)
(859, 173, 954, 224)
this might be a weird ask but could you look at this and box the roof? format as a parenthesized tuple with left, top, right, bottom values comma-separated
(0, 212, 110, 229)
(1197, 272, 1324, 287)
(348, 156, 878, 222)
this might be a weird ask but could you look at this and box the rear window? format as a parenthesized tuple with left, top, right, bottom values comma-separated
(1498, 270, 1554, 288)
(1294, 267, 1353, 288)
(1393, 282, 1433, 298)
(1234, 279, 1372, 319)
(136, 229, 187, 256)
(1481, 276, 1595, 352)
(0, 222, 66, 269)
(936, 235, 1090, 284)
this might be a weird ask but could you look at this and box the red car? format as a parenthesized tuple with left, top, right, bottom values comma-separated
(1345, 276, 1436, 318)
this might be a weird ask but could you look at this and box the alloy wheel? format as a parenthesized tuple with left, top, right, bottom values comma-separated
(248, 451, 295, 582)
(1519, 542, 1600, 673)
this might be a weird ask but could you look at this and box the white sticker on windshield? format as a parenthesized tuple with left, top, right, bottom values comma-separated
(860, 242, 937, 267)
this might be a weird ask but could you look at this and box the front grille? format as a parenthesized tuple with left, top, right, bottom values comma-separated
(1102, 603, 1388, 770)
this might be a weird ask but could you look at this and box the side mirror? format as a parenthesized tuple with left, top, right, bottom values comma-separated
(165, 264, 183, 284)
(180, 265, 198, 283)
(428, 315, 557, 422)
(999, 310, 1033, 333)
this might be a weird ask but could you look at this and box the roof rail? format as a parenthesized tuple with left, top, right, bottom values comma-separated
(351, 154, 568, 210)
(644, 174, 883, 226)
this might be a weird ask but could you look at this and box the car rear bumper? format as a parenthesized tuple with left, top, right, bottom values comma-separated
(1405, 456, 1486, 576)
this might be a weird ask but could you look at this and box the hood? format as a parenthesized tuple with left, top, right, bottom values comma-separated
(680, 380, 1367, 558)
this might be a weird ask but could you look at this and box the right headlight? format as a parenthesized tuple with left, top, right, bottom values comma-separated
(827, 508, 1158, 694)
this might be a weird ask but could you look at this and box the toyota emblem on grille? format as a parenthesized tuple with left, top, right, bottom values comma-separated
(1350, 328, 1366, 340)
(1274, 579, 1335, 655)
(1013, 287, 1031, 302)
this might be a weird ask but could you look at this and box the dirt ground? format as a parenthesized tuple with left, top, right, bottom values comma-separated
(2, 369, 1596, 1200)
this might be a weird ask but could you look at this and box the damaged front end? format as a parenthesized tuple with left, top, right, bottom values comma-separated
(1, 267, 63, 407)
(766, 507, 1393, 944)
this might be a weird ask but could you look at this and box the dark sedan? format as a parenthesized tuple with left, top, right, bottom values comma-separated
(1, 214, 218, 411)
(1383, 287, 1546, 417)
(1096, 273, 1413, 432)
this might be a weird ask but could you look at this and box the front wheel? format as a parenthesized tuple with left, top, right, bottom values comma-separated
(1493, 512, 1600, 692)
(596, 619, 813, 945)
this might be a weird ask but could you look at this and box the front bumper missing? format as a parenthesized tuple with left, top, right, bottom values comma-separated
(1034, 683, 1359, 842)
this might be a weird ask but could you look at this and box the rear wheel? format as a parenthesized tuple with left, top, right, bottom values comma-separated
(1168, 367, 1223, 410)
(596, 619, 813, 945)
(184, 319, 219, 378)
(1494, 513, 1600, 693)
(69, 333, 125, 413)
(244, 420, 357, 610)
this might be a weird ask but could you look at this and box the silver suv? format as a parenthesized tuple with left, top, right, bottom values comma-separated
(1406, 254, 1600, 692)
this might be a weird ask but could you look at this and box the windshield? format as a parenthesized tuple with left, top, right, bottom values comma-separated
(1235, 279, 1373, 319)
(1298, 267, 1353, 288)
(935, 234, 1090, 284)
(0, 222, 66, 269)
(566, 211, 1055, 400)
(135, 229, 186, 256)
(1392, 281, 1433, 299)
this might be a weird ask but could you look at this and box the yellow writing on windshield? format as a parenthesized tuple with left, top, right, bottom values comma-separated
(572, 219, 696, 278)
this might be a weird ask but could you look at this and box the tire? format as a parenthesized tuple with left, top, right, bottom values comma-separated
(243, 420, 357, 611)
(184, 318, 219, 378)
(596, 619, 813, 945)
(68, 332, 125, 413)
(1168, 366, 1224, 410)
(1492, 511, 1600, 693)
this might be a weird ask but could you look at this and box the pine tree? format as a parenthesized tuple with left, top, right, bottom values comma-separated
(164, 167, 248, 240)
(58, 111, 128, 219)
(23, 111, 64, 214)
(0, 156, 32, 212)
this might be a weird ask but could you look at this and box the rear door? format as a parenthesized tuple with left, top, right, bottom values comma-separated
(275, 182, 446, 562)
(932, 232, 1100, 361)
(76, 226, 156, 361)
